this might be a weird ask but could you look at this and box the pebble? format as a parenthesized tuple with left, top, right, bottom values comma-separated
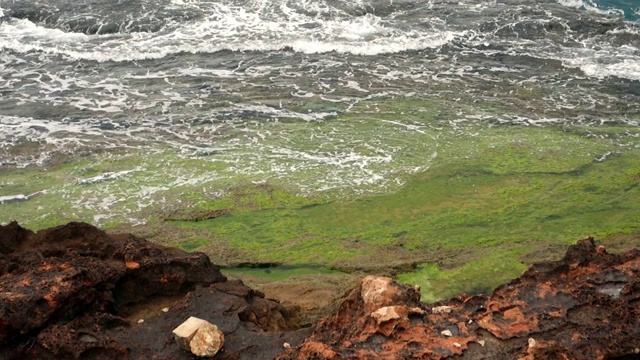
(431, 305, 452, 314)
(528, 338, 536, 348)
(283, 342, 291, 349)
(138, 319, 144, 324)
(477, 340, 485, 347)
(441, 330, 453, 337)
(162, 307, 169, 313)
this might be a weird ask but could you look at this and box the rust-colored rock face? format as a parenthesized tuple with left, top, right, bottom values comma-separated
(0, 222, 307, 359)
(2, 221, 638, 360)
(278, 238, 640, 360)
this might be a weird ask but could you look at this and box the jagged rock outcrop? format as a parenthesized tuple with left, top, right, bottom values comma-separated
(0, 221, 307, 359)
(2, 221, 638, 360)
(278, 238, 640, 360)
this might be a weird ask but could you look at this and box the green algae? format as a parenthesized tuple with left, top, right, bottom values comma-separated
(1, 95, 639, 302)
(175, 144, 640, 258)
(396, 249, 529, 303)
(171, 237, 210, 252)
(222, 265, 343, 282)
(166, 124, 640, 299)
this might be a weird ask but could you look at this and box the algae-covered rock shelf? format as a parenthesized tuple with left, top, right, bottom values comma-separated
(2, 97, 640, 301)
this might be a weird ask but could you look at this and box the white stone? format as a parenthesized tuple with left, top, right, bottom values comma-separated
(137, 319, 144, 324)
(371, 306, 402, 323)
(453, 342, 461, 348)
(173, 317, 208, 351)
(441, 329, 453, 337)
(189, 322, 224, 357)
(162, 307, 170, 313)
(409, 307, 425, 315)
(361, 277, 392, 307)
(431, 306, 453, 314)
(283, 342, 291, 349)
(528, 338, 536, 348)
(477, 340, 485, 347)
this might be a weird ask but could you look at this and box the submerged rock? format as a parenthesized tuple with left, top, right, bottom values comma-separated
(278, 238, 640, 360)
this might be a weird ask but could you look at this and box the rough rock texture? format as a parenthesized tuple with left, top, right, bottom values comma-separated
(173, 316, 209, 350)
(3, 221, 639, 360)
(278, 238, 640, 360)
(0, 222, 308, 360)
(188, 322, 224, 357)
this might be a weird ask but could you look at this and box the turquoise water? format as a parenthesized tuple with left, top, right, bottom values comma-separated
(564, 0, 639, 20)
(600, 0, 638, 20)
(601, 0, 639, 20)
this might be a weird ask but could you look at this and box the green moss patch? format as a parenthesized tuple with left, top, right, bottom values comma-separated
(2, 95, 639, 302)
(222, 265, 343, 282)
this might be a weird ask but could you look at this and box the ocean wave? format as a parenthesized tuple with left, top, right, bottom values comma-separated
(0, 0, 638, 82)
(0, 7, 460, 61)
(2, 0, 203, 35)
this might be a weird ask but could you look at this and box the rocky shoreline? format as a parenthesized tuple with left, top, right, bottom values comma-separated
(1, 222, 639, 359)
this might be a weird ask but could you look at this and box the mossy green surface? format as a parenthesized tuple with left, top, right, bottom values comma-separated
(171, 124, 639, 300)
(222, 265, 343, 282)
(2, 96, 639, 302)
(396, 249, 529, 303)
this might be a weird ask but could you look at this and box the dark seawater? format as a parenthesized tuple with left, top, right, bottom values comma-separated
(0, 0, 638, 173)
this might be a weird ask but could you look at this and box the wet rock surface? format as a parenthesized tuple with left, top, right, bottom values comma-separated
(0, 221, 308, 359)
(278, 238, 640, 360)
(2, 221, 638, 360)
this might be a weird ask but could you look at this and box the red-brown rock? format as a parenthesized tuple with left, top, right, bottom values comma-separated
(3, 221, 638, 360)
(278, 238, 640, 360)
(0, 222, 308, 359)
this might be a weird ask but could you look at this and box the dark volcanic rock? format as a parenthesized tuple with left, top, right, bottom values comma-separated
(278, 238, 640, 360)
(3, 221, 638, 360)
(0, 222, 307, 359)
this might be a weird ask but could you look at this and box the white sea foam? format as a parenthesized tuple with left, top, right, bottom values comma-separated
(557, 0, 625, 17)
(77, 169, 138, 185)
(0, 18, 88, 42)
(0, 0, 460, 61)
(565, 57, 640, 81)
(559, 44, 640, 81)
